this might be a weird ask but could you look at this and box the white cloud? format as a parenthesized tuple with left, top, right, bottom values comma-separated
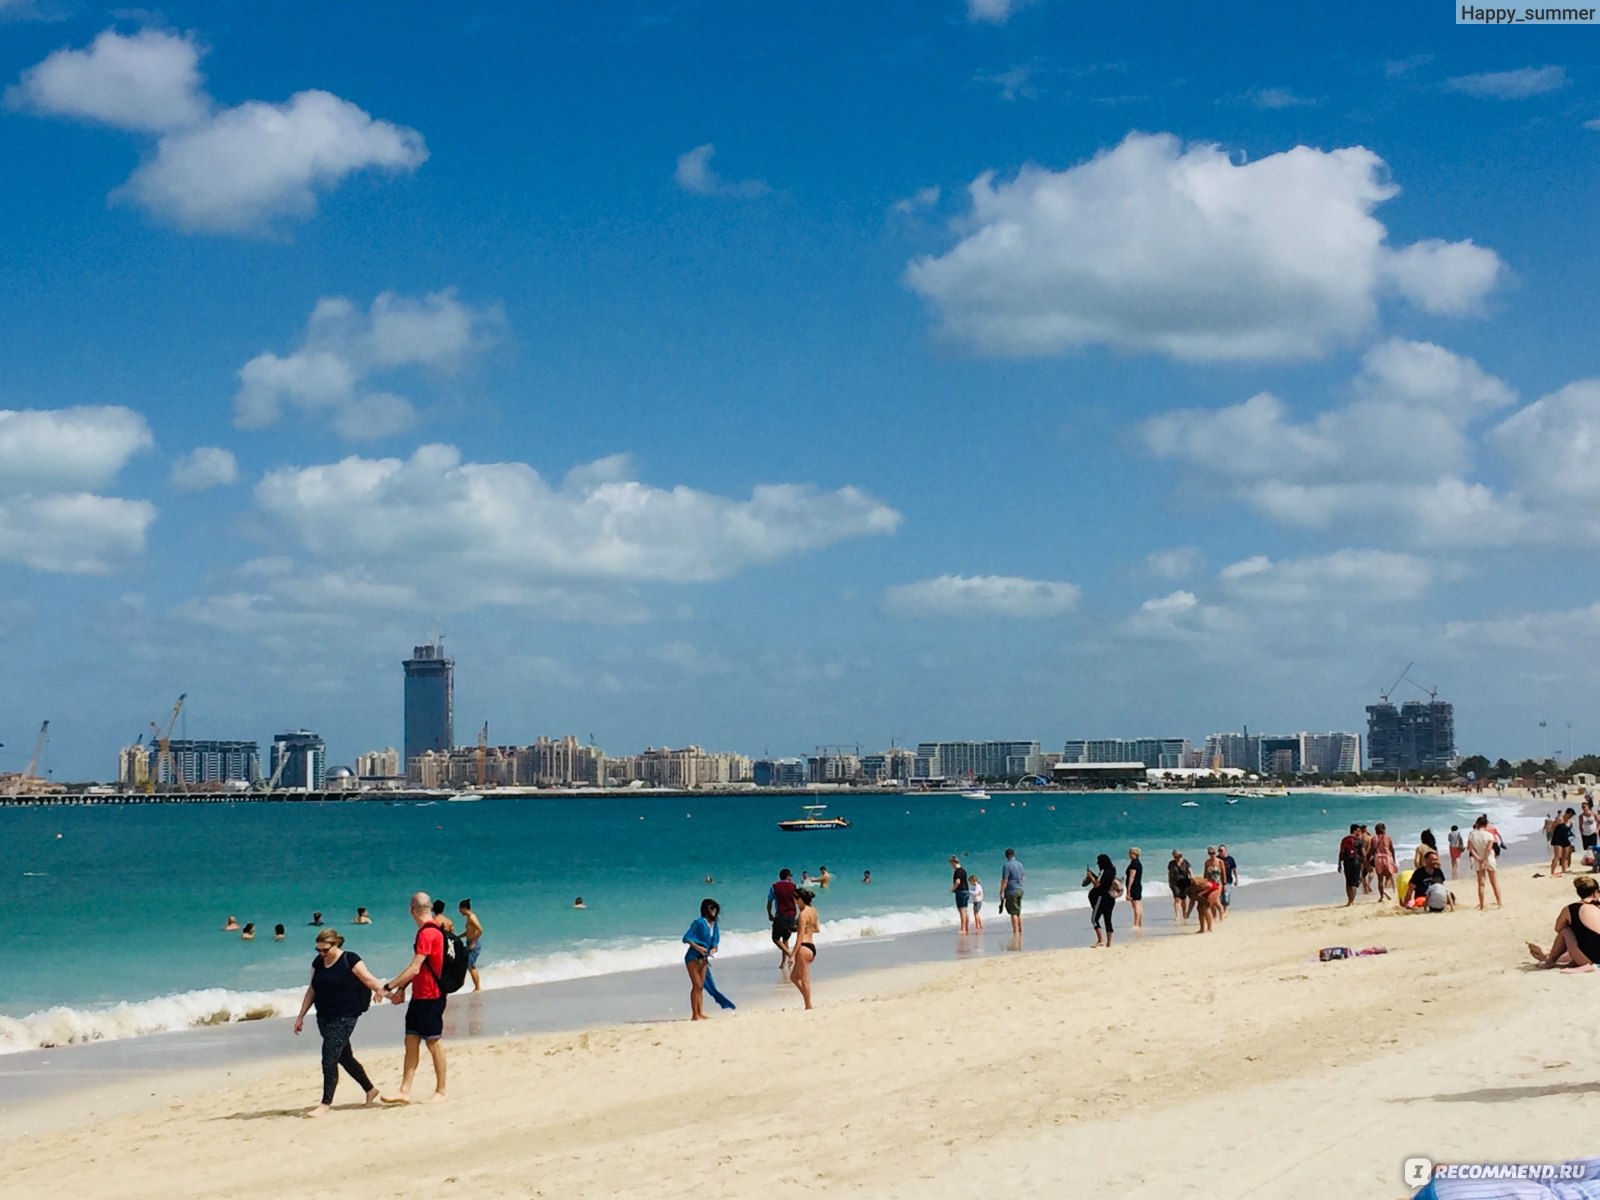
(1145, 546, 1203, 579)
(674, 143, 769, 198)
(245, 444, 899, 599)
(1446, 65, 1567, 99)
(117, 90, 427, 234)
(1121, 589, 1242, 645)
(1490, 380, 1600, 504)
(906, 134, 1504, 362)
(976, 64, 1038, 101)
(1141, 340, 1537, 543)
(1383, 239, 1503, 315)
(891, 185, 941, 215)
(234, 290, 499, 439)
(10, 28, 425, 234)
(967, 0, 1024, 23)
(1445, 600, 1600, 653)
(169, 446, 238, 491)
(1241, 86, 1315, 109)
(1217, 550, 1440, 605)
(882, 574, 1080, 618)
(0, 493, 155, 574)
(4, 27, 206, 132)
(0, 405, 154, 493)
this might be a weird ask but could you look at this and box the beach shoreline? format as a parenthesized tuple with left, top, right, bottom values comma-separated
(0, 795, 1587, 1199)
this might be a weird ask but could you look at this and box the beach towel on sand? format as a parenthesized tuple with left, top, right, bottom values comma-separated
(1413, 1157, 1600, 1199)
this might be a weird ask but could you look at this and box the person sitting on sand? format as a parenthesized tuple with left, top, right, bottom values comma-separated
(223, 915, 240, 931)
(241, 922, 256, 941)
(1528, 876, 1600, 972)
(1403, 851, 1454, 911)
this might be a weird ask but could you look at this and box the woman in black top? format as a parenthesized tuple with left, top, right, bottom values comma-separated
(293, 928, 386, 1117)
(1125, 848, 1144, 930)
(1088, 853, 1118, 947)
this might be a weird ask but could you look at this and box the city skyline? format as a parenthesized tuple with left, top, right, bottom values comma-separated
(3, 4, 1598, 781)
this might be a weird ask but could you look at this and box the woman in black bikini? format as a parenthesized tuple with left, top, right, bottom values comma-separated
(1528, 876, 1600, 972)
(790, 888, 818, 1009)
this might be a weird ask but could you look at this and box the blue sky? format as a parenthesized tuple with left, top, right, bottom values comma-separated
(2, 0, 1597, 779)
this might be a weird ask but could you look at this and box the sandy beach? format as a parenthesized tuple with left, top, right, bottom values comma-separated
(2, 831, 1591, 1200)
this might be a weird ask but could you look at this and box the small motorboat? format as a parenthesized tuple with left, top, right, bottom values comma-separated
(777, 804, 851, 832)
(960, 789, 990, 801)
(1180, 801, 1200, 808)
(1225, 798, 1241, 806)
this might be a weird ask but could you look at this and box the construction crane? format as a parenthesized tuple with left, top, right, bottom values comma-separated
(148, 693, 187, 793)
(475, 721, 489, 788)
(1378, 662, 1414, 703)
(2, 720, 48, 796)
(252, 743, 293, 793)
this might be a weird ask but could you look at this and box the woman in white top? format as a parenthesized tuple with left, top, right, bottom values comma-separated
(1467, 815, 1503, 911)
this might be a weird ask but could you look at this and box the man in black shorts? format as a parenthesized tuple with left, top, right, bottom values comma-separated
(767, 869, 799, 969)
(1337, 824, 1363, 907)
(380, 890, 448, 1103)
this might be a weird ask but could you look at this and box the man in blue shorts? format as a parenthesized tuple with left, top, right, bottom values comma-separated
(949, 855, 971, 933)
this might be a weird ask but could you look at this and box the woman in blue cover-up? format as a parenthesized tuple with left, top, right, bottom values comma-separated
(682, 898, 722, 1021)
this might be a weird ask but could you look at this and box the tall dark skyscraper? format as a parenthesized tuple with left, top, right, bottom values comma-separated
(1366, 698, 1455, 772)
(404, 641, 454, 772)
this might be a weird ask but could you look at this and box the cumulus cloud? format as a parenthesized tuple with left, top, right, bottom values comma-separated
(905, 133, 1505, 362)
(1145, 546, 1203, 579)
(882, 574, 1080, 618)
(674, 143, 769, 198)
(1217, 550, 1440, 605)
(234, 289, 499, 440)
(8, 27, 426, 234)
(967, 0, 1024, 23)
(0, 405, 153, 493)
(169, 446, 238, 491)
(1240, 86, 1315, 109)
(891, 185, 941, 215)
(976, 64, 1038, 101)
(1446, 65, 1567, 99)
(5, 27, 207, 131)
(0, 406, 155, 573)
(1141, 342, 1600, 548)
(183, 446, 900, 624)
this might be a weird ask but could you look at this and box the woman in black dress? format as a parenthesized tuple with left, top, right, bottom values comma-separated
(293, 928, 386, 1117)
(1124, 847, 1144, 930)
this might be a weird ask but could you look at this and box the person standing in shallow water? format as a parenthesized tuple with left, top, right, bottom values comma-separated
(949, 855, 971, 934)
(1124, 848, 1144, 930)
(790, 888, 819, 1010)
(682, 898, 721, 1021)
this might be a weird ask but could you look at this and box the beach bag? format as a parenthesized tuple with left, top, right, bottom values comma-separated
(1110, 878, 1124, 899)
(419, 925, 470, 995)
(350, 953, 374, 1014)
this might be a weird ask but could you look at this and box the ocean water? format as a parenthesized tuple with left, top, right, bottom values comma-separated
(0, 788, 1535, 1053)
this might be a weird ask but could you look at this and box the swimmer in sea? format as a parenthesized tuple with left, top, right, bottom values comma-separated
(223, 915, 241, 931)
(308, 911, 323, 926)
(573, 897, 586, 909)
(274, 923, 286, 941)
(862, 870, 871, 884)
(354, 907, 372, 925)
(241, 922, 256, 941)
(817, 865, 832, 888)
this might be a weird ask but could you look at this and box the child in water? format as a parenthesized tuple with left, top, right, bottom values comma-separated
(969, 874, 984, 931)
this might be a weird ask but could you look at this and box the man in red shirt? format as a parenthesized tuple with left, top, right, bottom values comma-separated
(380, 891, 448, 1103)
(1337, 824, 1363, 908)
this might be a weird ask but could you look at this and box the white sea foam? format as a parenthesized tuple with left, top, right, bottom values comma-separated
(0, 986, 304, 1056)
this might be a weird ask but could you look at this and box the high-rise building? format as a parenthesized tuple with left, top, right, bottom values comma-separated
(404, 641, 454, 778)
(753, 758, 806, 787)
(1202, 733, 1259, 771)
(916, 741, 1042, 781)
(1366, 699, 1455, 772)
(1062, 738, 1190, 770)
(357, 747, 401, 779)
(271, 730, 327, 790)
(161, 740, 260, 787)
(1300, 732, 1361, 775)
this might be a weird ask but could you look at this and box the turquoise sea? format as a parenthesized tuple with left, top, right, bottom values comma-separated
(0, 788, 1536, 1053)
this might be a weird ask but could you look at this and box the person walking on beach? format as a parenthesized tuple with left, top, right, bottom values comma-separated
(1551, 808, 1576, 878)
(1447, 825, 1465, 879)
(457, 899, 484, 992)
(790, 888, 819, 1010)
(1125, 848, 1144, 930)
(682, 898, 722, 1020)
(767, 868, 799, 969)
(1168, 851, 1193, 922)
(998, 848, 1025, 938)
(293, 928, 385, 1118)
(1467, 815, 1503, 911)
(949, 855, 972, 934)
(1337, 824, 1363, 907)
(1218, 844, 1237, 914)
(1088, 854, 1118, 947)
(379, 891, 449, 1104)
(1370, 823, 1398, 902)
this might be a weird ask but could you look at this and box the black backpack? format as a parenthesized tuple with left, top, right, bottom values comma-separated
(419, 925, 470, 995)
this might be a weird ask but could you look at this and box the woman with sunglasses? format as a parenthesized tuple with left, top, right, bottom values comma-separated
(682, 898, 722, 1021)
(292, 928, 386, 1117)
